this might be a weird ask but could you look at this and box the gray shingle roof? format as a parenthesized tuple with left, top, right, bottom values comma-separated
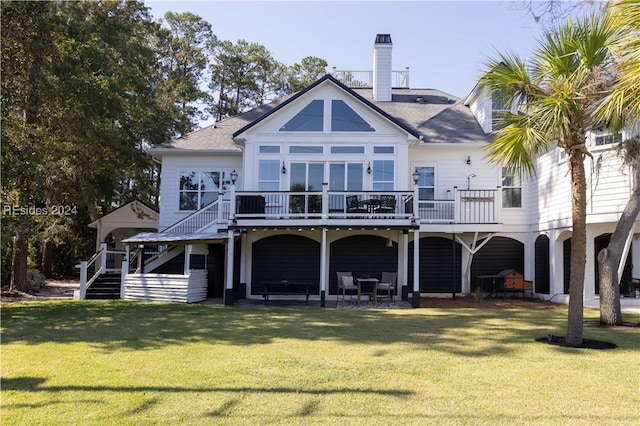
(153, 78, 489, 153)
(352, 88, 490, 144)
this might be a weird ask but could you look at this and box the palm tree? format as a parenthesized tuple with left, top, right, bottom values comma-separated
(594, 0, 640, 325)
(480, 14, 616, 346)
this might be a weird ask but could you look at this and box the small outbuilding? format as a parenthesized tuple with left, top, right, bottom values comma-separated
(88, 200, 159, 251)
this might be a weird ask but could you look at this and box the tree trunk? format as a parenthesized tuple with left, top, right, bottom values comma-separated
(10, 216, 29, 292)
(42, 238, 55, 278)
(598, 151, 640, 325)
(598, 248, 623, 325)
(566, 149, 587, 346)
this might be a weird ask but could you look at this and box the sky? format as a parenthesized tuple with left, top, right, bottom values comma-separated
(145, 0, 588, 104)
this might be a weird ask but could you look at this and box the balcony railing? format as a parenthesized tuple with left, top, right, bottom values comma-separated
(332, 68, 410, 88)
(230, 189, 500, 225)
(234, 191, 414, 220)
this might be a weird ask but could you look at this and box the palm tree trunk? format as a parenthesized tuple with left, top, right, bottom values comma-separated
(566, 149, 587, 345)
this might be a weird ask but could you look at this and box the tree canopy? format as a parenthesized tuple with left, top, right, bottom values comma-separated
(1, 1, 327, 286)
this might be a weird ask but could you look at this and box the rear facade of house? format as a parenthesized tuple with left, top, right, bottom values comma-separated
(82, 34, 640, 309)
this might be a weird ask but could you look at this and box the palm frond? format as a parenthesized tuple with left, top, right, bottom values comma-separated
(479, 51, 543, 106)
(595, 0, 640, 128)
(484, 113, 552, 178)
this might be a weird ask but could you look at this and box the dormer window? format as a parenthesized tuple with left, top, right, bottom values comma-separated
(280, 100, 324, 131)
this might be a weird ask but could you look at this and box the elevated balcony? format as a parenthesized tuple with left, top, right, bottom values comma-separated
(229, 188, 502, 230)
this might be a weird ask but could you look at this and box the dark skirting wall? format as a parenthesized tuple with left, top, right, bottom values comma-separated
(408, 236, 462, 293)
(534, 235, 550, 294)
(329, 235, 398, 295)
(470, 236, 524, 291)
(251, 234, 320, 295)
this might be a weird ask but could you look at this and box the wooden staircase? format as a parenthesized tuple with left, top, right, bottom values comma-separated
(85, 273, 121, 299)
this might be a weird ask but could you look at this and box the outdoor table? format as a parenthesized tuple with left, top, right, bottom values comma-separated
(360, 199, 383, 213)
(355, 277, 379, 305)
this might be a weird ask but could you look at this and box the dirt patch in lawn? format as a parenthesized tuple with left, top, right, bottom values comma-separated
(1, 279, 78, 303)
(419, 296, 562, 310)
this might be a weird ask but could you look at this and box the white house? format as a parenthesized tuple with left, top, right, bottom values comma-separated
(80, 34, 640, 309)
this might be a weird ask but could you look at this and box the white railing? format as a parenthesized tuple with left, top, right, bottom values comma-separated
(78, 243, 126, 299)
(162, 197, 230, 234)
(234, 190, 415, 220)
(455, 189, 501, 224)
(332, 68, 410, 88)
(230, 188, 501, 225)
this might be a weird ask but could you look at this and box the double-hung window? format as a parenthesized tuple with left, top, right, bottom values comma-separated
(502, 167, 522, 208)
(372, 160, 394, 191)
(415, 166, 435, 209)
(258, 160, 281, 191)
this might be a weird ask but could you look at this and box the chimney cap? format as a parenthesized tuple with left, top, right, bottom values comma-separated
(375, 34, 392, 44)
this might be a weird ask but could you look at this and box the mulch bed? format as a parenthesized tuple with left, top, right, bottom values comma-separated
(535, 335, 618, 350)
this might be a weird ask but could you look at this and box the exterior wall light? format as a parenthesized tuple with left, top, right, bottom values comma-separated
(412, 169, 420, 184)
(281, 162, 287, 174)
(466, 156, 472, 165)
(367, 162, 372, 174)
(230, 169, 238, 184)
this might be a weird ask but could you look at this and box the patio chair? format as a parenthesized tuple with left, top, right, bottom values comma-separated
(375, 195, 396, 214)
(377, 271, 397, 302)
(346, 195, 367, 213)
(337, 271, 356, 300)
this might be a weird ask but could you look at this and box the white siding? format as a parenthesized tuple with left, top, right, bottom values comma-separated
(158, 154, 242, 230)
(589, 147, 633, 218)
(123, 271, 208, 303)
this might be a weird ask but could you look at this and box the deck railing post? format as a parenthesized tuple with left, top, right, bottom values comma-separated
(120, 260, 127, 299)
(321, 183, 328, 219)
(217, 191, 224, 224)
(454, 186, 460, 223)
(230, 184, 237, 221)
(79, 261, 87, 299)
(99, 242, 107, 271)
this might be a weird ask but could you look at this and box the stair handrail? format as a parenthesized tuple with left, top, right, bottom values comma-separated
(162, 198, 221, 234)
(79, 243, 107, 299)
(142, 245, 179, 270)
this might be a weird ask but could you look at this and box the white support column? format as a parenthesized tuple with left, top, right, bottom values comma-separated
(184, 244, 192, 275)
(585, 229, 596, 306)
(224, 229, 235, 305)
(239, 232, 247, 299)
(79, 261, 87, 299)
(618, 229, 635, 284)
(120, 260, 127, 299)
(412, 228, 420, 307)
(320, 228, 327, 307)
(400, 230, 409, 301)
(99, 242, 108, 272)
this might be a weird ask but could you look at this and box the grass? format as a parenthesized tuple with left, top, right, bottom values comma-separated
(1, 300, 639, 425)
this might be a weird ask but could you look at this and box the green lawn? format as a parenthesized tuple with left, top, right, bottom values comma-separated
(2, 301, 639, 425)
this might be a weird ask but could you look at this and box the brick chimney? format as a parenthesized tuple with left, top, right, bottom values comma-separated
(373, 34, 392, 102)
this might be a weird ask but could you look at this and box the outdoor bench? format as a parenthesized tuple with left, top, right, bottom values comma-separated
(260, 280, 313, 304)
